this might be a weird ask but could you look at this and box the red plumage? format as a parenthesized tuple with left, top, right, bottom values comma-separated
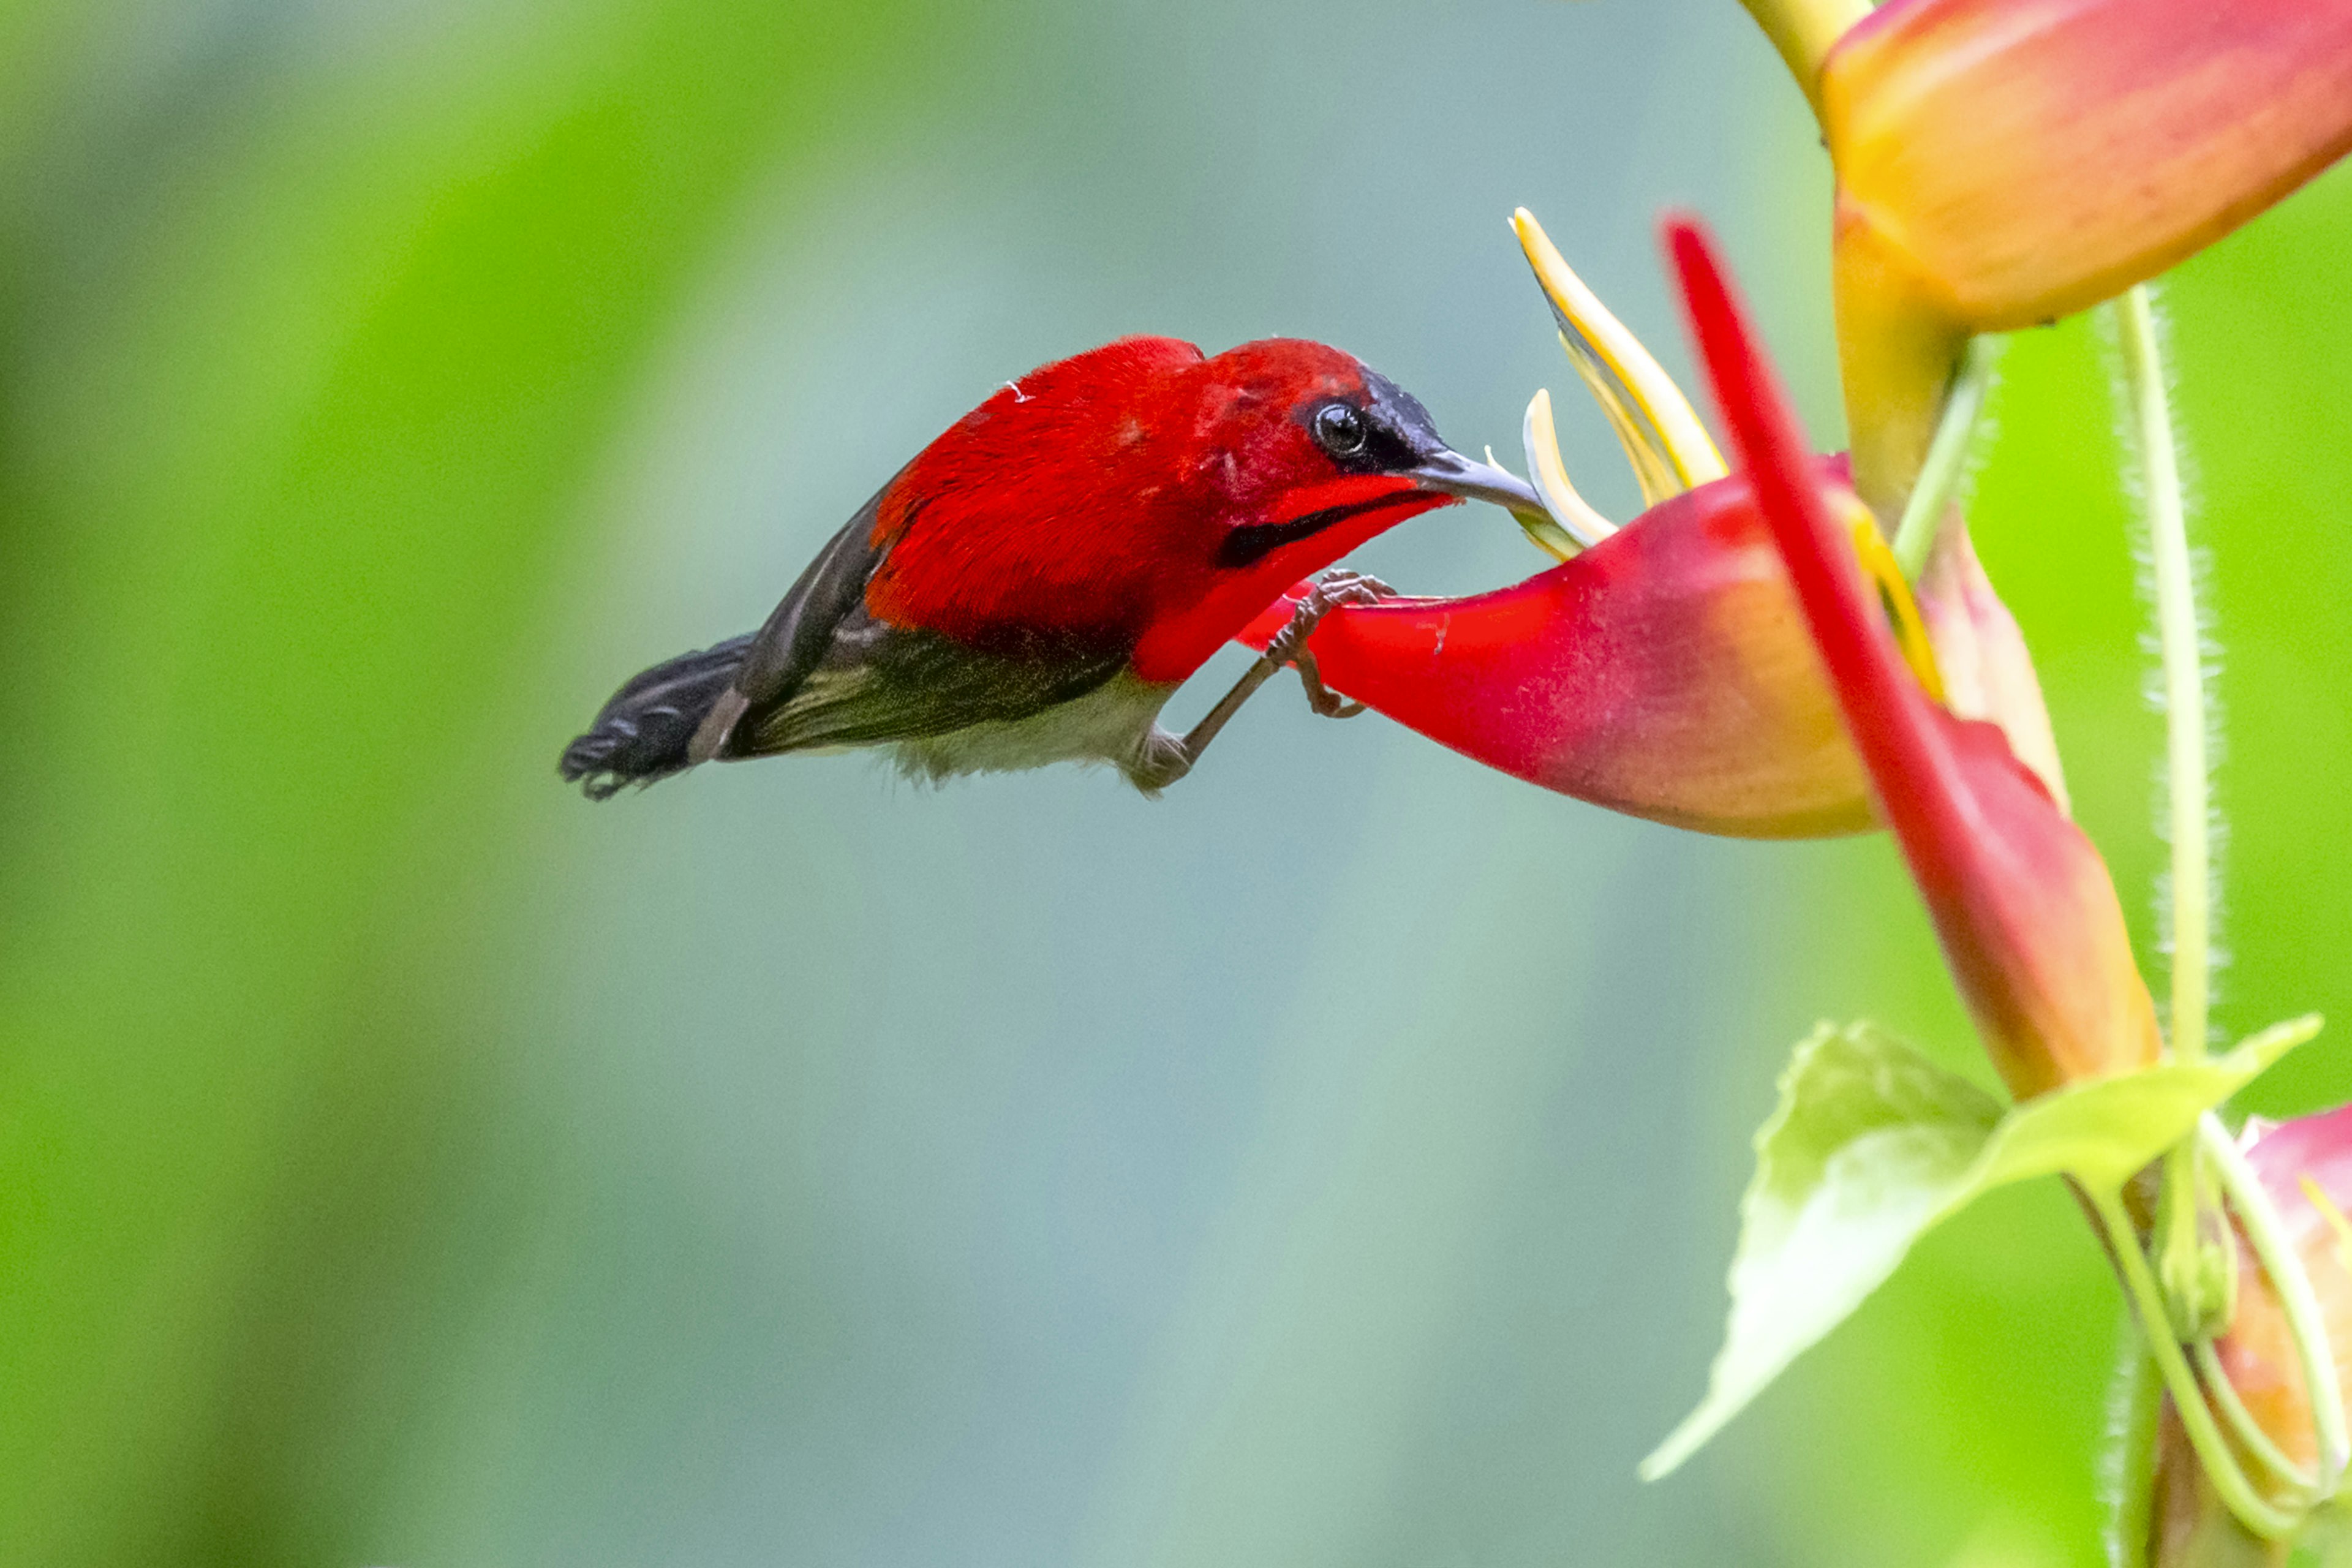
(865, 337, 1437, 680)
(561, 334, 1536, 797)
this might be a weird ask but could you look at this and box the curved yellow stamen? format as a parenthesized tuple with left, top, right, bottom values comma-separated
(1513, 208, 1730, 500)
(1569, 342, 1684, 507)
(1520, 389, 1617, 557)
(1847, 509, 1947, 704)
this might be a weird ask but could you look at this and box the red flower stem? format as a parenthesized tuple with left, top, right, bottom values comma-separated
(1664, 221, 1983, 960)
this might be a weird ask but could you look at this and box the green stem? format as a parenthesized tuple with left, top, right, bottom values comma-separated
(2195, 1337, 2317, 1495)
(2094, 1189, 2302, 1539)
(2201, 1113, 2351, 1494)
(2115, 285, 2211, 1062)
(2115, 285, 2236, 1355)
(1890, 335, 2000, 581)
(2107, 1337, 2162, 1568)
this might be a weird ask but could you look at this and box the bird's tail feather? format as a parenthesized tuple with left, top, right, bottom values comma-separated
(560, 634, 753, 800)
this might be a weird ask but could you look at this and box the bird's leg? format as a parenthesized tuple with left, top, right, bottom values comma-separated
(1129, 571, 1389, 791)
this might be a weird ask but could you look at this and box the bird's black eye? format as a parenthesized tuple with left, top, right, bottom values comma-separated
(1311, 402, 1369, 459)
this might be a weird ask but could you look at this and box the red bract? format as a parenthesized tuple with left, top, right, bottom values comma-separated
(1665, 215, 2159, 1098)
(1236, 464, 1891, 839)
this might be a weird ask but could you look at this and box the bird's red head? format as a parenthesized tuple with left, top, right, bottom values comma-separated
(862, 336, 1535, 683)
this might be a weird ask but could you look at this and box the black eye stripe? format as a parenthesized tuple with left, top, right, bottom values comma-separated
(1218, 489, 1432, 568)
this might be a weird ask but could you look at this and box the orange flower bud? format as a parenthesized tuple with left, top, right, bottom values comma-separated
(1817, 0, 2352, 511)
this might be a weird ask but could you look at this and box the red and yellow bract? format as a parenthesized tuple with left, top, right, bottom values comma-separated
(1237, 466, 1895, 839)
(1667, 214, 2160, 1098)
(1811, 0, 2352, 513)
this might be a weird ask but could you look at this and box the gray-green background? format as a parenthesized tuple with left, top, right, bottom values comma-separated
(4, 0, 2349, 1562)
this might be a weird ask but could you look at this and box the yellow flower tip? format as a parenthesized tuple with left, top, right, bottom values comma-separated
(1510, 207, 1729, 500)
(1521, 388, 1617, 554)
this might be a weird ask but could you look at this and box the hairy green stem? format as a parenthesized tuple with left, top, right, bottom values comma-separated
(2095, 1189, 2301, 1539)
(1890, 336, 2000, 579)
(2107, 1338, 2162, 1568)
(2201, 1113, 2351, 1494)
(2113, 285, 2235, 1350)
(2116, 286, 2211, 1063)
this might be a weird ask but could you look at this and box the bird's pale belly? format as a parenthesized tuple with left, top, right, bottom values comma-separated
(888, 669, 1184, 787)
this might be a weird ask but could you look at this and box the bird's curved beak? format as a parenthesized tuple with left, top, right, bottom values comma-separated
(1405, 447, 1547, 515)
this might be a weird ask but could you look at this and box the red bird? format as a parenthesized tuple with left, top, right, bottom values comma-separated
(560, 336, 1536, 798)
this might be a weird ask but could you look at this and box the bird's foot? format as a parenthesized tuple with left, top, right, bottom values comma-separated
(1128, 571, 1392, 796)
(1261, 570, 1392, 664)
(1264, 570, 1389, 717)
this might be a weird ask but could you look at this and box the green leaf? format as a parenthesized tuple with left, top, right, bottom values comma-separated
(1641, 1015, 2321, 1482)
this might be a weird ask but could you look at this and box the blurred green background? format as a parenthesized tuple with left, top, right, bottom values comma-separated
(2, 0, 2348, 1562)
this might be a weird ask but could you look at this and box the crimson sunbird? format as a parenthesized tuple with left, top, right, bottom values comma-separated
(560, 335, 1537, 797)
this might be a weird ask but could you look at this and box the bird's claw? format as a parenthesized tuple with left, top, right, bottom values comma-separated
(1295, 650, 1365, 718)
(1264, 569, 1389, 717)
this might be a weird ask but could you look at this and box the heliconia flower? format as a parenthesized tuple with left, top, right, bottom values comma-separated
(2150, 1107, 2352, 1562)
(1792, 0, 2352, 513)
(1238, 463, 1890, 837)
(1230, 211, 2081, 840)
(1666, 214, 2160, 1096)
(1228, 211, 1973, 839)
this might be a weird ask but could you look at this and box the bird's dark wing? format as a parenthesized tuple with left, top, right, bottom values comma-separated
(689, 484, 892, 763)
(695, 483, 1129, 760)
(731, 610, 1129, 755)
